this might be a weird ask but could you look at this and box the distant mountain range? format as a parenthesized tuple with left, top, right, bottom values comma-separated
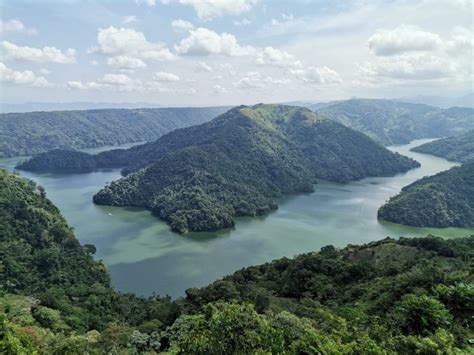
(313, 99, 474, 146)
(19, 104, 419, 233)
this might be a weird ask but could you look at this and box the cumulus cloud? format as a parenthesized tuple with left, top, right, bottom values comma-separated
(0, 62, 51, 87)
(171, 19, 194, 31)
(175, 27, 255, 56)
(1, 41, 76, 63)
(107, 55, 147, 69)
(234, 71, 265, 89)
(256, 46, 300, 67)
(0, 19, 37, 35)
(154, 71, 180, 81)
(368, 25, 442, 56)
(94, 26, 174, 61)
(175, 0, 256, 20)
(290, 66, 342, 84)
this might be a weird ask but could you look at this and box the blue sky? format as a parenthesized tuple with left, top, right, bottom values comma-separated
(1, 0, 472, 106)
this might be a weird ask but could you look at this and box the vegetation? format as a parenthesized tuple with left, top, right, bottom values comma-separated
(83, 104, 417, 233)
(1, 169, 473, 353)
(0, 106, 227, 157)
(314, 99, 474, 146)
(412, 130, 474, 163)
(378, 162, 474, 227)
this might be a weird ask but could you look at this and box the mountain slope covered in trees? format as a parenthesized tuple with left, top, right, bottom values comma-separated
(1, 169, 473, 353)
(0, 106, 227, 157)
(314, 99, 474, 145)
(378, 162, 474, 227)
(70, 104, 421, 233)
(411, 130, 474, 163)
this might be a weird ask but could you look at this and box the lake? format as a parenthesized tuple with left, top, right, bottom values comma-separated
(2, 139, 473, 297)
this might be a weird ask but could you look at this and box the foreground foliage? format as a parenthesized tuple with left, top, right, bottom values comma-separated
(1, 169, 473, 353)
(315, 99, 474, 145)
(20, 104, 419, 233)
(412, 130, 474, 163)
(378, 162, 474, 227)
(0, 107, 226, 157)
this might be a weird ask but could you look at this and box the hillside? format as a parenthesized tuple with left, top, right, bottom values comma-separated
(314, 99, 474, 145)
(0, 106, 227, 157)
(411, 130, 474, 163)
(1, 170, 473, 353)
(378, 162, 474, 227)
(77, 104, 418, 233)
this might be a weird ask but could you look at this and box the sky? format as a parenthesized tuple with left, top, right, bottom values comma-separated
(1, 0, 473, 106)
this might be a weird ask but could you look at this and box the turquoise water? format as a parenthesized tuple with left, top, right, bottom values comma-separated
(1, 139, 472, 297)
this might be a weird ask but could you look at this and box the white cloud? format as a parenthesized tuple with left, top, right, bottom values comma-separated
(107, 55, 147, 69)
(95, 26, 174, 61)
(175, 27, 255, 56)
(154, 71, 180, 81)
(445, 26, 474, 54)
(123, 16, 138, 24)
(0, 62, 51, 87)
(256, 46, 300, 67)
(234, 71, 265, 89)
(0, 19, 37, 35)
(176, 0, 256, 20)
(197, 61, 213, 72)
(290, 66, 342, 84)
(234, 18, 251, 26)
(102, 73, 135, 85)
(368, 25, 442, 56)
(357, 54, 456, 81)
(213, 84, 228, 94)
(145, 0, 156, 6)
(1, 41, 76, 63)
(171, 19, 194, 31)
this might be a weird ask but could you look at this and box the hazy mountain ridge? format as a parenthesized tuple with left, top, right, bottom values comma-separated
(0, 106, 228, 157)
(314, 99, 474, 146)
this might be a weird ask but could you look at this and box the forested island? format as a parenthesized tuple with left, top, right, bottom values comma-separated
(315, 99, 474, 146)
(378, 162, 474, 228)
(1, 168, 473, 353)
(0, 107, 227, 157)
(411, 130, 474, 163)
(19, 104, 419, 233)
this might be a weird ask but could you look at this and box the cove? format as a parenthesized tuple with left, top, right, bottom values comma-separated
(1, 138, 473, 297)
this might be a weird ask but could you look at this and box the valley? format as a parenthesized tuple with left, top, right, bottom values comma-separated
(2, 138, 472, 297)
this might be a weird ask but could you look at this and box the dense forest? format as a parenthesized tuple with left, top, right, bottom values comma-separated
(1, 168, 473, 353)
(411, 130, 474, 163)
(314, 99, 474, 146)
(0, 107, 227, 157)
(58, 104, 421, 233)
(378, 162, 474, 228)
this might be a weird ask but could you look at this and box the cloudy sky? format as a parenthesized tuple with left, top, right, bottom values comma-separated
(1, 0, 472, 106)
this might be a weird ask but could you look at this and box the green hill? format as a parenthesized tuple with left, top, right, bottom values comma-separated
(378, 162, 474, 227)
(411, 130, 474, 163)
(314, 99, 474, 145)
(1, 169, 473, 353)
(0, 106, 227, 157)
(75, 104, 419, 233)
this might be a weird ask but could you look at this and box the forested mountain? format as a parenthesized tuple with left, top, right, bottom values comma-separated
(378, 162, 474, 227)
(411, 130, 474, 163)
(28, 104, 420, 233)
(314, 99, 474, 146)
(1, 169, 473, 353)
(0, 106, 227, 157)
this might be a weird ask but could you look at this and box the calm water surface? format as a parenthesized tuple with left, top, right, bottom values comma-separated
(2, 139, 473, 297)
